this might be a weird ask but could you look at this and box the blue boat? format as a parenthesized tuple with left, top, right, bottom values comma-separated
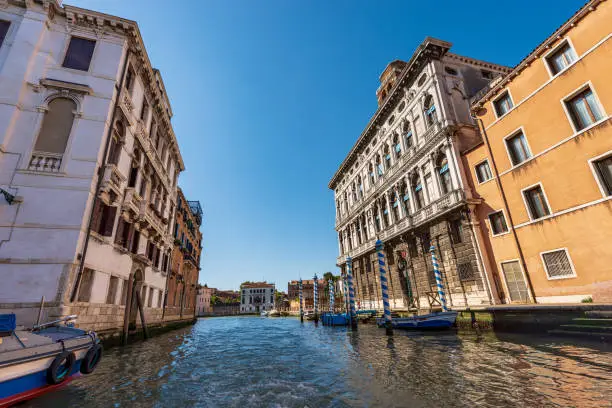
(321, 313, 350, 326)
(0, 313, 102, 406)
(376, 311, 458, 330)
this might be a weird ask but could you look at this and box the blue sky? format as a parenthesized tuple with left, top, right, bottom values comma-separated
(72, 0, 584, 291)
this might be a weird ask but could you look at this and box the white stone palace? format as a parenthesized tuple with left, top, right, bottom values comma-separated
(240, 282, 275, 314)
(329, 38, 510, 312)
(0, 0, 186, 331)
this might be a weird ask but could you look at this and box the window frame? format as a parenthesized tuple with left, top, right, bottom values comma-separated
(543, 38, 577, 78)
(540, 248, 577, 280)
(588, 150, 612, 198)
(61, 35, 97, 72)
(474, 159, 493, 184)
(0, 19, 11, 50)
(561, 82, 607, 133)
(503, 127, 532, 168)
(492, 90, 514, 119)
(499, 259, 530, 303)
(521, 182, 552, 221)
(487, 209, 510, 237)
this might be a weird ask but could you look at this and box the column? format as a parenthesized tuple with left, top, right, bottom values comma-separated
(376, 200, 384, 232)
(405, 174, 417, 214)
(395, 184, 406, 219)
(366, 207, 375, 238)
(417, 165, 430, 205)
(429, 154, 443, 199)
(357, 217, 364, 244)
(445, 142, 460, 191)
(384, 190, 393, 226)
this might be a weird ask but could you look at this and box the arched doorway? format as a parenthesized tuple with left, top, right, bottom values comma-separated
(129, 269, 144, 328)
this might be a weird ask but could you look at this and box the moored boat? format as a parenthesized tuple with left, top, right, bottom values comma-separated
(260, 311, 269, 317)
(0, 314, 102, 407)
(376, 311, 458, 330)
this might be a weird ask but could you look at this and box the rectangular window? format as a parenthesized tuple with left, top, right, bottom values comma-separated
(148, 287, 154, 307)
(140, 99, 149, 121)
(91, 201, 117, 237)
(593, 155, 612, 196)
(524, 185, 551, 220)
(158, 291, 163, 308)
(125, 67, 134, 93)
(120, 279, 127, 305)
(405, 131, 413, 148)
(506, 132, 531, 166)
(62, 37, 96, 71)
(493, 92, 513, 117)
(475, 160, 493, 183)
(501, 261, 529, 302)
(488, 211, 508, 235)
(77, 268, 95, 302)
(106, 276, 119, 304)
(450, 219, 463, 244)
(566, 88, 604, 131)
(0, 20, 10, 48)
(541, 249, 575, 279)
(546, 42, 576, 75)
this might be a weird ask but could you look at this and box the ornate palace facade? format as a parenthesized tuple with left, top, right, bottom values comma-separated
(329, 38, 510, 312)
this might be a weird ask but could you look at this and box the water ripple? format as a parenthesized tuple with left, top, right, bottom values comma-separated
(24, 316, 612, 408)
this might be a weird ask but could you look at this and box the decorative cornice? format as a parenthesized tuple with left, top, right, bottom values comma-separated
(328, 37, 453, 190)
(40, 78, 93, 94)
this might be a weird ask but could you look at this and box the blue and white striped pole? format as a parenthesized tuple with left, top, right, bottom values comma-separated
(430, 245, 448, 312)
(313, 274, 319, 324)
(299, 278, 304, 323)
(376, 239, 393, 334)
(346, 257, 357, 329)
(328, 279, 334, 313)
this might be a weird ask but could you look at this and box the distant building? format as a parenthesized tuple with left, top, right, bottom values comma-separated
(165, 188, 203, 319)
(196, 286, 213, 316)
(287, 279, 328, 311)
(240, 282, 275, 313)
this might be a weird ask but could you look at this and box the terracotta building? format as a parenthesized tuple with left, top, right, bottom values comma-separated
(164, 188, 203, 319)
(287, 279, 328, 311)
(329, 37, 510, 312)
(464, 0, 612, 303)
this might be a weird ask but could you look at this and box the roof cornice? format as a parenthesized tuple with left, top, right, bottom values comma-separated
(328, 37, 452, 190)
(471, 0, 604, 110)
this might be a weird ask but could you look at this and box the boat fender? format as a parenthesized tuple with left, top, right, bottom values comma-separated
(47, 351, 76, 385)
(80, 344, 102, 374)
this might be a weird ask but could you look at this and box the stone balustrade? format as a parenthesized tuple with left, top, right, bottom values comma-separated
(28, 151, 63, 173)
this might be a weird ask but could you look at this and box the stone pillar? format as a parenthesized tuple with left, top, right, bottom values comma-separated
(417, 165, 430, 205)
(429, 153, 443, 200)
(406, 174, 417, 214)
(395, 184, 405, 219)
(384, 191, 393, 226)
(445, 141, 460, 191)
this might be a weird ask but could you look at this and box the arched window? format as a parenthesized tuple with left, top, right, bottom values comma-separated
(412, 175, 424, 210)
(438, 155, 452, 194)
(357, 176, 363, 198)
(393, 134, 401, 158)
(369, 164, 375, 185)
(403, 121, 413, 148)
(108, 120, 125, 165)
(30, 97, 77, 172)
(382, 199, 389, 227)
(376, 155, 384, 176)
(424, 95, 436, 127)
(128, 149, 140, 188)
(384, 145, 392, 169)
(391, 192, 400, 221)
(361, 213, 368, 240)
(401, 184, 410, 214)
(374, 205, 381, 232)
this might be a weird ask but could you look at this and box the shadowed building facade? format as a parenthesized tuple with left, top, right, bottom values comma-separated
(329, 38, 510, 312)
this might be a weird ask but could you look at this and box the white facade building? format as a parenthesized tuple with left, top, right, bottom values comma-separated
(0, 0, 184, 331)
(330, 38, 511, 312)
(196, 286, 213, 316)
(240, 283, 275, 313)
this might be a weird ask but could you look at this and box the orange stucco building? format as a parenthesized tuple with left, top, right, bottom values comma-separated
(463, 0, 612, 303)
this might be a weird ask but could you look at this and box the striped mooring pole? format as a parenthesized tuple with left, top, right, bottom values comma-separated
(346, 256, 357, 329)
(328, 279, 334, 313)
(299, 278, 304, 323)
(430, 245, 448, 312)
(376, 239, 393, 335)
(313, 274, 319, 324)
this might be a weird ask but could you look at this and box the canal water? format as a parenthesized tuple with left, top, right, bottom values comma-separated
(25, 317, 612, 408)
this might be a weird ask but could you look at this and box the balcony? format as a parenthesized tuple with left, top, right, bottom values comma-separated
(28, 151, 62, 173)
(411, 189, 463, 225)
(124, 188, 143, 215)
(101, 164, 124, 196)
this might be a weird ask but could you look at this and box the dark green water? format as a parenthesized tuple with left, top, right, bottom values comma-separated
(25, 317, 612, 407)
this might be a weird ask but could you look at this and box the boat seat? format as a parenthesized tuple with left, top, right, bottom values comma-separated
(0, 330, 53, 353)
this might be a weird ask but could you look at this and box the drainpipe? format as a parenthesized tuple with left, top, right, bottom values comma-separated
(472, 115, 537, 303)
(70, 49, 131, 302)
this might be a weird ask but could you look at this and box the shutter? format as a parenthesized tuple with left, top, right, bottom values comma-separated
(102, 206, 117, 236)
(114, 219, 125, 245)
(90, 199, 103, 233)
